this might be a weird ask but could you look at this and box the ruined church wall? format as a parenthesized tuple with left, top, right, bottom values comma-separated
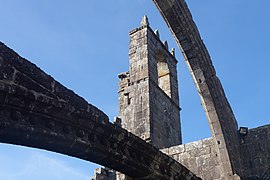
(146, 27, 181, 148)
(240, 125, 270, 178)
(162, 137, 222, 180)
(118, 27, 152, 141)
(149, 80, 181, 148)
(118, 79, 151, 141)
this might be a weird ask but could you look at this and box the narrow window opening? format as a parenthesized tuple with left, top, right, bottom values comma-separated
(124, 93, 131, 105)
(127, 97, 131, 105)
(156, 51, 171, 97)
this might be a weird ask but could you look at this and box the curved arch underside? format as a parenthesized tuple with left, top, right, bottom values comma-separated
(0, 42, 200, 179)
(152, 0, 241, 177)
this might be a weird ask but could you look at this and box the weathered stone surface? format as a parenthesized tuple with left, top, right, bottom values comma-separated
(152, 1, 270, 179)
(0, 42, 200, 180)
(113, 17, 183, 180)
(152, 0, 242, 178)
(239, 125, 270, 179)
(163, 138, 222, 179)
(2, 0, 270, 179)
(118, 16, 181, 149)
(92, 167, 116, 180)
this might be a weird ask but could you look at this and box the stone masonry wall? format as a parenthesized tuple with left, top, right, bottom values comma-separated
(118, 75, 151, 141)
(118, 25, 152, 142)
(240, 125, 270, 179)
(118, 19, 181, 149)
(115, 18, 183, 180)
(162, 137, 222, 180)
(149, 80, 181, 148)
(162, 125, 270, 180)
(146, 25, 181, 148)
(0, 41, 201, 180)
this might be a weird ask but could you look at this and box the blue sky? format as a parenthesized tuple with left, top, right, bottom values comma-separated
(0, 0, 269, 179)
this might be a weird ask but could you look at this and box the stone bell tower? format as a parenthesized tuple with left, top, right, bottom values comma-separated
(118, 16, 182, 149)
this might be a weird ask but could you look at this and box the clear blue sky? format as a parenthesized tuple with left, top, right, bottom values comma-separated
(0, 0, 269, 179)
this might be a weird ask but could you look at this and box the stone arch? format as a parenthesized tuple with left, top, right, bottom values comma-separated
(0, 42, 199, 180)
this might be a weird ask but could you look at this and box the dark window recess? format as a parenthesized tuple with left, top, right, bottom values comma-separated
(127, 97, 131, 105)
(125, 93, 131, 105)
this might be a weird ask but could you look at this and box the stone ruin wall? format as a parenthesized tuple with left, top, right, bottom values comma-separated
(162, 138, 222, 180)
(92, 126, 270, 180)
(240, 125, 270, 179)
(92, 0, 270, 176)
(0, 41, 201, 180)
(147, 28, 182, 148)
(118, 19, 181, 149)
(92, 14, 270, 179)
(149, 80, 181, 148)
(161, 125, 270, 180)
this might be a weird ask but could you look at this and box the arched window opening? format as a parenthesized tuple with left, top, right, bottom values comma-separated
(156, 51, 171, 97)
